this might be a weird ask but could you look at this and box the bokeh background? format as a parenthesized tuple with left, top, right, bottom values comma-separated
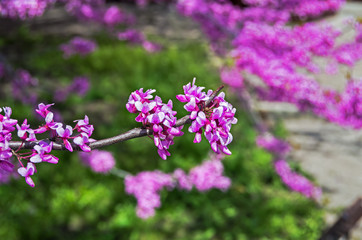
(0, 1, 361, 239)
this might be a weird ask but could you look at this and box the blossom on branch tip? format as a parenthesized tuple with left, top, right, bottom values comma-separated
(178, 78, 237, 155)
(35, 103, 55, 118)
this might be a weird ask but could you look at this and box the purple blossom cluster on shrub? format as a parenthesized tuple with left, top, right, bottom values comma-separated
(126, 88, 184, 160)
(125, 171, 174, 219)
(126, 80, 237, 159)
(256, 134, 322, 199)
(125, 153, 230, 219)
(232, 22, 362, 129)
(274, 159, 322, 199)
(177, 78, 237, 155)
(174, 154, 231, 192)
(54, 76, 90, 102)
(12, 69, 38, 105)
(0, 0, 55, 19)
(60, 37, 97, 58)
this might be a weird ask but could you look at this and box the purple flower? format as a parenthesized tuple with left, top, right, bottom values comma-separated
(18, 162, 36, 187)
(35, 103, 55, 118)
(117, 30, 144, 44)
(74, 133, 91, 152)
(79, 150, 115, 173)
(125, 171, 175, 219)
(274, 159, 322, 199)
(103, 6, 123, 26)
(127, 89, 183, 160)
(0, 0, 54, 19)
(35, 111, 63, 134)
(60, 37, 97, 58)
(172, 169, 192, 191)
(178, 79, 237, 155)
(188, 157, 231, 192)
(0, 107, 18, 163)
(74, 115, 94, 136)
(12, 69, 38, 105)
(220, 67, 244, 88)
(56, 125, 74, 152)
(125, 153, 231, 219)
(17, 119, 37, 141)
(142, 41, 162, 53)
(30, 141, 58, 164)
(69, 76, 90, 96)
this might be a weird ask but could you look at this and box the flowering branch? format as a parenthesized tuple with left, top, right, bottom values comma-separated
(8, 85, 224, 151)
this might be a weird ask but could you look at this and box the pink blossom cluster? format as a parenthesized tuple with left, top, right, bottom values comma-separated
(176, 0, 344, 52)
(125, 171, 174, 219)
(274, 159, 322, 199)
(173, 154, 231, 192)
(125, 153, 230, 219)
(177, 78, 237, 155)
(0, 0, 55, 19)
(79, 150, 115, 173)
(60, 37, 97, 58)
(231, 22, 362, 129)
(117, 30, 162, 53)
(0, 103, 94, 187)
(177, 0, 243, 51)
(63, 0, 135, 27)
(54, 76, 90, 102)
(61, 0, 160, 53)
(331, 79, 362, 129)
(220, 67, 244, 88)
(126, 88, 183, 160)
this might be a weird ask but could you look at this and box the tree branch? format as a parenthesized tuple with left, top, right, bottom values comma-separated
(9, 85, 224, 151)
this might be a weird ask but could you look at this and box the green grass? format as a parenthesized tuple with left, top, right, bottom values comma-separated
(0, 27, 325, 240)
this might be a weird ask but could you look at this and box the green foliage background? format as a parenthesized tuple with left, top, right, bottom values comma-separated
(0, 28, 324, 240)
